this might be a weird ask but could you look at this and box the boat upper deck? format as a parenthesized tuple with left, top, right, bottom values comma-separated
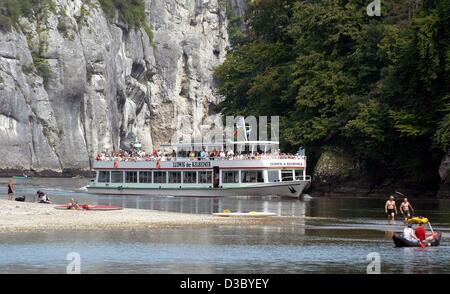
(93, 156, 306, 170)
(93, 140, 306, 170)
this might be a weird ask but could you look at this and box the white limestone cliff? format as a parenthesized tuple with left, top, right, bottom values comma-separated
(0, 0, 246, 173)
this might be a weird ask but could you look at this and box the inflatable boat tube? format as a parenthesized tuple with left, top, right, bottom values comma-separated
(393, 232, 442, 247)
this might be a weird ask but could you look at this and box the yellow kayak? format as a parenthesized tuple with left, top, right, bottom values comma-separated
(407, 217, 429, 224)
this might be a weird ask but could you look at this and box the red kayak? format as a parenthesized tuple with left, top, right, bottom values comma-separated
(55, 205, 123, 211)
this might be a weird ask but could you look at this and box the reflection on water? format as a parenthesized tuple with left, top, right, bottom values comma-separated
(384, 231, 395, 240)
(0, 227, 449, 274)
(2, 177, 450, 221)
(0, 177, 310, 216)
(97, 196, 307, 216)
(0, 178, 449, 274)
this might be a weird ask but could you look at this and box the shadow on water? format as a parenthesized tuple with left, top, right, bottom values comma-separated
(0, 178, 450, 273)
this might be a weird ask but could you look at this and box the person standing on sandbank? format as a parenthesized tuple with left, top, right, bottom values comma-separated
(7, 180, 14, 201)
(399, 197, 415, 223)
(385, 195, 397, 225)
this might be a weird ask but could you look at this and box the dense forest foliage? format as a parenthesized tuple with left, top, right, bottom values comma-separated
(214, 0, 450, 187)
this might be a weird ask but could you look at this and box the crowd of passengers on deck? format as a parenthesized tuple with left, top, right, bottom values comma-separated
(95, 148, 303, 162)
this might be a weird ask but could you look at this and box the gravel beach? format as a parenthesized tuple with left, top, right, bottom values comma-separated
(0, 199, 284, 233)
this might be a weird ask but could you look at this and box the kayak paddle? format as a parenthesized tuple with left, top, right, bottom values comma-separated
(395, 191, 406, 197)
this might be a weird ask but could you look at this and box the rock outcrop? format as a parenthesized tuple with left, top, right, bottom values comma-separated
(438, 152, 450, 198)
(311, 150, 368, 196)
(0, 0, 246, 174)
(311, 150, 447, 197)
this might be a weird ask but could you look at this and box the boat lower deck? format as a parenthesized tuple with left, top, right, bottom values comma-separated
(87, 180, 310, 198)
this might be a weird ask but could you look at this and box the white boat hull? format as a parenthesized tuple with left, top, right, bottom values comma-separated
(87, 180, 310, 198)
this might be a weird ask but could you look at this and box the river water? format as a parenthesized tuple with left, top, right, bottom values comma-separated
(0, 177, 449, 274)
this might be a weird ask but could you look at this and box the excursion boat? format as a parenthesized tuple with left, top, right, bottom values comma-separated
(87, 141, 311, 198)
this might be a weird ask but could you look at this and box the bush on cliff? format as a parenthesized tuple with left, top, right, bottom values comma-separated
(98, 0, 153, 41)
(0, 0, 153, 42)
(0, 0, 55, 31)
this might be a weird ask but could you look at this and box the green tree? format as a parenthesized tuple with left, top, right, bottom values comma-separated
(214, 0, 450, 189)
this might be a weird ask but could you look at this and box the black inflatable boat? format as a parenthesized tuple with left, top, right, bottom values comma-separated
(393, 232, 442, 247)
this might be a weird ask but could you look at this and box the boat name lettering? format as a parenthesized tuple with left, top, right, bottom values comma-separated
(270, 162, 303, 166)
(172, 162, 211, 168)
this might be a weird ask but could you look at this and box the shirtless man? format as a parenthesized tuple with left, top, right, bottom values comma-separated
(399, 197, 414, 223)
(385, 195, 397, 224)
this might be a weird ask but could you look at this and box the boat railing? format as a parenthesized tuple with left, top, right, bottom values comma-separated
(95, 155, 307, 162)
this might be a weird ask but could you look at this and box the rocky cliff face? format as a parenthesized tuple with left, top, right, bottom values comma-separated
(438, 152, 450, 198)
(0, 0, 246, 174)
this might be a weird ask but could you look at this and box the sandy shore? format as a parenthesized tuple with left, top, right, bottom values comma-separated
(0, 199, 286, 233)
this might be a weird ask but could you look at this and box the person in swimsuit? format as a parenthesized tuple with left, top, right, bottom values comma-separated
(7, 180, 14, 201)
(385, 195, 397, 224)
(67, 198, 80, 210)
(399, 197, 414, 223)
(36, 191, 52, 204)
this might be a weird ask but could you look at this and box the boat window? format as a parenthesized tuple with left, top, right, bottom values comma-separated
(183, 171, 197, 184)
(241, 170, 264, 183)
(98, 171, 110, 183)
(125, 171, 138, 183)
(198, 171, 212, 184)
(222, 171, 239, 184)
(139, 171, 152, 183)
(294, 170, 304, 180)
(111, 171, 124, 183)
(154, 171, 167, 183)
(281, 170, 294, 182)
(168, 171, 182, 183)
(267, 170, 280, 182)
